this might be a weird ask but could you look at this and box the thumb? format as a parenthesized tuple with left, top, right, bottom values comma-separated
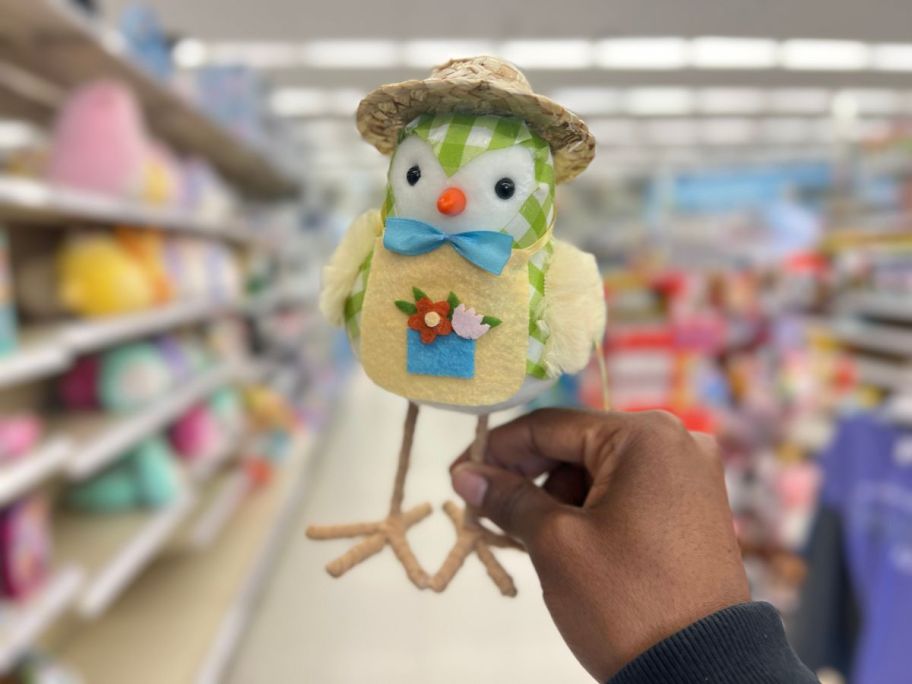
(451, 463, 559, 544)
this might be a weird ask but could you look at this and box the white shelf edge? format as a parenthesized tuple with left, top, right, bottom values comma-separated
(60, 299, 243, 355)
(838, 291, 912, 323)
(78, 492, 195, 620)
(854, 357, 912, 391)
(195, 431, 316, 684)
(829, 320, 912, 358)
(0, 565, 84, 673)
(66, 364, 237, 480)
(0, 342, 69, 390)
(0, 437, 72, 506)
(0, 298, 247, 392)
(0, 177, 261, 244)
(189, 469, 249, 549)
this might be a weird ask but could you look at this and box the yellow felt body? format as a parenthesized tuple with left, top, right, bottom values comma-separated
(319, 209, 381, 326)
(360, 237, 529, 407)
(541, 239, 606, 376)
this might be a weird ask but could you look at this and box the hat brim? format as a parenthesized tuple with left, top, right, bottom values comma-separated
(356, 76, 596, 184)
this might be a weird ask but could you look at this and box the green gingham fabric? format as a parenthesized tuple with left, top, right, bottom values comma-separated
(346, 112, 557, 379)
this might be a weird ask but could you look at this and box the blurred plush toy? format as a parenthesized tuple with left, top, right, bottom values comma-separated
(116, 228, 173, 303)
(98, 342, 173, 412)
(0, 495, 51, 599)
(47, 80, 146, 198)
(163, 238, 208, 300)
(59, 235, 155, 317)
(140, 139, 181, 207)
(119, 5, 174, 82)
(15, 252, 67, 320)
(209, 387, 246, 432)
(65, 437, 181, 513)
(0, 230, 16, 356)
(168, 404, 220, 460)
(0, 415, 42, 463)
(308, 57, 604, 595)
(59, 343, 172, 413)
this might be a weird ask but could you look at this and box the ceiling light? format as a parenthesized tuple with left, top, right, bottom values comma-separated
(699, 118, 755, 145)
(871, 44, 912, 71)
(759, 118, 811, 144)
(642, 120, 698, 145)
(838, 89, 901, 114)
(780, 40, 870, 70)
(690, 37, 778, 69)
(549, 87, 622, 115)
(403, 40, 495, 67)
(767, 89, 832, 113)
(271, 88, 327, 117)
(328, 89, 365, 115)
(696, 89, 767, 114)
(206, 42, 302, 69)
(499, 40, 594, 69)
(173, 38, 208, 69)
(586, 119, 638, 143)
(301, 40, 399, 68)
(625, 88, 694, 116)
(596, 38, 688, 69)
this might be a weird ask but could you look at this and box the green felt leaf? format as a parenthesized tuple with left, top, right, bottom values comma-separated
(446, 292, 460, 317)
(395, 300, 418, 315)
(481, 315, 502, 328)
(412, 287, 429, 302)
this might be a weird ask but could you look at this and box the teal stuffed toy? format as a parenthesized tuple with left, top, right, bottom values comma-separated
(65, 437, 181, 513)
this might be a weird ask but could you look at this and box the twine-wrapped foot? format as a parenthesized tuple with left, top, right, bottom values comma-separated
(306, 502, 433, 589)
(429, 501, 525, 597)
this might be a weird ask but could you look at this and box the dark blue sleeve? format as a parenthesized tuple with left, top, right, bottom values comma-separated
(608, 602, 819, 684)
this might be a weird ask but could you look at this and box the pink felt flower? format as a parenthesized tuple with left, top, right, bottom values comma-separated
(452, 304, 491, 340)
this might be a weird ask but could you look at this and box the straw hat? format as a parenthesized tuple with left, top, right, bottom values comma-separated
(356, 56, 596, 183)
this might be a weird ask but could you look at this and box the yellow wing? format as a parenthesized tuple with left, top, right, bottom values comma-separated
(540, 239, 606, 377)
(318, 209, 382, 327)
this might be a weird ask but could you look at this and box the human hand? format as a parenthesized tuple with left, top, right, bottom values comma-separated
(450, 408, 750, 681)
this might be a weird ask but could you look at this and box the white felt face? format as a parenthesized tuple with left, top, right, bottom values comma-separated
(389, 135, 536, 234)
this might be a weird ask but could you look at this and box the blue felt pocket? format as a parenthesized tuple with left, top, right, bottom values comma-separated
(406, 329, 475, 378)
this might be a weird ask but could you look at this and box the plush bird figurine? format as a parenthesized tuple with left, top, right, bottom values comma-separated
(308, 56, 605, 596)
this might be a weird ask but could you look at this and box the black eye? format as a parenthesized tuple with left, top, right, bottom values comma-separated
(494, 177, 515, 199)
(406, 165, 421, 186)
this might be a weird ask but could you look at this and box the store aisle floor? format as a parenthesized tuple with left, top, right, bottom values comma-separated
(225, 370, 591, 684)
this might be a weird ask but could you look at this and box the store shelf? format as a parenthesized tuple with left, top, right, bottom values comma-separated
(0, 436, 71, 506)
(829, 319, 912, 358)
(0, 0, 298, 199)
(188, 468, 249, 549)
(854, 356, 912, 391)
(838, 292, 912, 323)
(54, 491, 195, 619)
(0, 329, 70, 390)
(0, 176, 262, 244)
(0, 565, 83, 673)
(52, 432, 315, 684)
(61, 363, 238, 480)
(58, 299, 243, 355)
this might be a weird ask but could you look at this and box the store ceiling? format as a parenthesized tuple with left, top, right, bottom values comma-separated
(107, 0, 912, 43)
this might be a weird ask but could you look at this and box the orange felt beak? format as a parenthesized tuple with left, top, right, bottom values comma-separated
(436, 187, 467, 216)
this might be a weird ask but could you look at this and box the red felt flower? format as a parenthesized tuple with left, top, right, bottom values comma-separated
(408, 297, 452, 344)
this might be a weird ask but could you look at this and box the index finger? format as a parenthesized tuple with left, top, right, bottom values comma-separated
(452, 408, 636, 479)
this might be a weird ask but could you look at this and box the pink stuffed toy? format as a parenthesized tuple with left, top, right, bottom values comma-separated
(168, 403, 220, 460)
(47, 80, 147, 198)
(0, 415, 42, 463)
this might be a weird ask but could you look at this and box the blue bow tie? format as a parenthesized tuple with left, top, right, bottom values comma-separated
(383, 217, 514, 276)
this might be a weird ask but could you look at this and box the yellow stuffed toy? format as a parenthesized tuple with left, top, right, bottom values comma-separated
(59, 235, 155, 318)
(308, 57, 605, 596)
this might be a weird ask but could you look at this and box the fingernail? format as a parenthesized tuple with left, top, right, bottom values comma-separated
(452, 466, 488, 507)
